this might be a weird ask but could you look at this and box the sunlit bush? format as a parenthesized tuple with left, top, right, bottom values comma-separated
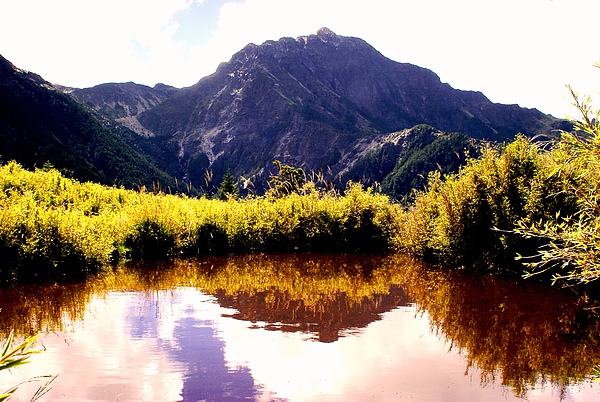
(513, 83, 600, 283)
(396, 136, 577, 273)
(0, 162, 401, 283)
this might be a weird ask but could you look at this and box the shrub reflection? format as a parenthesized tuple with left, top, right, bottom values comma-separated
(397, 261, 600, 397)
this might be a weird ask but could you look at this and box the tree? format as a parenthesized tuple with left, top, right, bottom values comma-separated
(217, 169, 239, 200)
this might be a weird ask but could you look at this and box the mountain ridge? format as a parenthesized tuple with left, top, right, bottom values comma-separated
(0, 53, 182, 190)
(130, 28, 566, 191)
(1, 28, 569, 197)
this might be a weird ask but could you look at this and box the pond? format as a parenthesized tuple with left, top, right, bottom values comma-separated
(0, 253, 599, 401)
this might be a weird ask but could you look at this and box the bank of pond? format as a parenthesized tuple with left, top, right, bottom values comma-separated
(0, 132, 596, 286)
(0, 253, 599, 400)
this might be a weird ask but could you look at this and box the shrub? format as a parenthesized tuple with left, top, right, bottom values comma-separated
(513, 83, 600, 283)
(396, 136, 576, 273)
(193, 223, 229, 255)
(125, 219, 176, 260)
(0, 162, 401, 282)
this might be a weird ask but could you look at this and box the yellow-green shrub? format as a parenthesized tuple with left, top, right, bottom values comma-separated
(0, 162, 401, 283)
(396, 136, 576, 273)
(513, 85, 600, 283)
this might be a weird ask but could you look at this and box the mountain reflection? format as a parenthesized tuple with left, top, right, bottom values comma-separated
(0, 253, 599, 399)
(214, 286, 410, 343)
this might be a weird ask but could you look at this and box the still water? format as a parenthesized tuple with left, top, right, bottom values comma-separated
(0, 253, 599, 401)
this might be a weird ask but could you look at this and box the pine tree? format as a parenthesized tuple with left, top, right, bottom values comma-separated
(217, 169, 239, 200)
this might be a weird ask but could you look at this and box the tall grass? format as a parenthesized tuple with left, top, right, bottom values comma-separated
(0, 162, 400, 283)
(1, 119, 595, 284)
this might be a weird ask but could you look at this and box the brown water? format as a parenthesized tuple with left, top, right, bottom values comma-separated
(0, 253, 599, 401)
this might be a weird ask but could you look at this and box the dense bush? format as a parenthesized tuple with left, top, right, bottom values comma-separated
(512, 85, 600, 283)
(0, 163, 400, 283)
(393, 70, 600, 284)
(395, 136, 578, 273)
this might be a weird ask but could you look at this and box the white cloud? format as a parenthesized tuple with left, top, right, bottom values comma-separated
(1, 0, 599, 116)
(0, 0, 194, 87)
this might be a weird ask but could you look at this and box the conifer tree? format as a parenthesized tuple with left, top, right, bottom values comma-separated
(217, 169, 239, 200)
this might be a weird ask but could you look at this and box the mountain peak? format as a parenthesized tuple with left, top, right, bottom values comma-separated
(130, 28, 566, 191)
(316, 27, 337, 39)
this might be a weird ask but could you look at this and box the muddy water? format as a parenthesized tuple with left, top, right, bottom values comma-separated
(0, 253, 599, 401)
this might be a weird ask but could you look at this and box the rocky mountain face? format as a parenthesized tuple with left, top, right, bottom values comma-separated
(3, 27, 569, 197)
(0, 54, 179, 190)
(110, 27, 565, 192)
(69, 82, 177, 137)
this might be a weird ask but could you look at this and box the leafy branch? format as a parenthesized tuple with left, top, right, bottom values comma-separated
(0, 330, 56, 401)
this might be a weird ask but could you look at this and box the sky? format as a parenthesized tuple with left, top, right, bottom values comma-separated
(1, 0, 599, 118)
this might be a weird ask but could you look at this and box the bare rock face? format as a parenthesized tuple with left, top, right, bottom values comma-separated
(63, 28, 566, 191)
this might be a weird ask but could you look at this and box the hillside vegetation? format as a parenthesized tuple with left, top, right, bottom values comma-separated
(0, 73, 598, 286)
(0, 54, 183, 192)
(341, 125, 479, 199)
(396, 84, 600, 283)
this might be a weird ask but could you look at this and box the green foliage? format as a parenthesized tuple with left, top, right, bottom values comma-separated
(513, 81, 600, 283)
(125, 219, 176, 260)
(342, 125, 478, 201)
(0, 330, 55, 401)
(0, 60, 184, 193)
(0, 162, 401, 283)
(193, 223, 229, 255)
(381, 131, 477, 200)
(342, 142, 403, 186)
(217, 169, 239, 200)
(395, 72, 600, 283)
(0, 330, 40, 374)
(267, 160, 306, 197)
(396, 136, 575, 272)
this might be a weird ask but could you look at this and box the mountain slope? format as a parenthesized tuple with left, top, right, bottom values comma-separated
(342, 125, 478, 197)
(69, 82, 177, 137)
(134, 28, 566, 190)
(0, 54, 178, 189)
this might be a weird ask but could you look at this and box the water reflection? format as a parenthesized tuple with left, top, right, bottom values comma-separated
(398, 264, 600, 398)
(169, 315, 258, 401)
(0, 253, 599, 401)
(214, 285, 409, 343)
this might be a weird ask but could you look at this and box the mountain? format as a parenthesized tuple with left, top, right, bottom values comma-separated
(341, 124, 479, 199)
(68, 82, 177, 137)
(114, 27, 566, 192)
(4, 27, 566, 196)
(0, 54, 180, 190)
